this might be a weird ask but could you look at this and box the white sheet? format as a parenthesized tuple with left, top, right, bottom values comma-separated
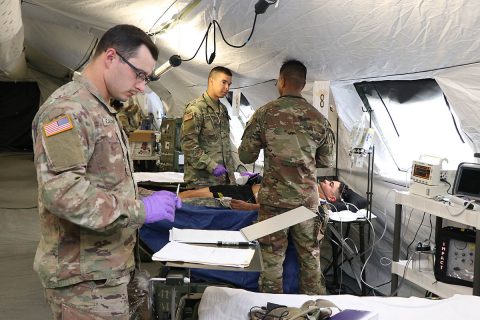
(198, 286, 480, 320)
(133, 172, 184, 183)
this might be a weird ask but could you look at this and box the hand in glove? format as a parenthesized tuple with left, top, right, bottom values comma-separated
(142, 191, 182, 223)
(212, 164, 228, 177)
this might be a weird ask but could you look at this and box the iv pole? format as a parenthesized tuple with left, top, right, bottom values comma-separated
(363, 103, 374, 220)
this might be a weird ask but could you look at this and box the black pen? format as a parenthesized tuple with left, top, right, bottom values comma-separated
(217, 241, 253, 248)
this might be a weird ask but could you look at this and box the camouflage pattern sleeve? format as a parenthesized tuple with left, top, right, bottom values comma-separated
(180, 103, 218, 173)
(238, 107, 265, 164)
(315, 119, 336, 168)
(33, 102, 145, 232)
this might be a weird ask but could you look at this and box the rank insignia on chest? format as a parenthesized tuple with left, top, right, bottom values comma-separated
(103, 118, 115, 126)
(43, 115, 74, 137)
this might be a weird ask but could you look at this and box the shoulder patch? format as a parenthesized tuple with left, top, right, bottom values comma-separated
(43, 115, 74, 137)
(183, 112, 194, 121)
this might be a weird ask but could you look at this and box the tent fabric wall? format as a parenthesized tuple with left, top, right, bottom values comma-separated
(435, 64, 480, 151)
(0, 0, 26, 78)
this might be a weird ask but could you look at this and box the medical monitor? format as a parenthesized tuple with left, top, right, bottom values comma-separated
(452, 162, 480, 201)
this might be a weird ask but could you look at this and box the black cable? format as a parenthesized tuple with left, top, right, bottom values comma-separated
(73, 37, 98, 71)
(148, 0, 179, 33)
(405, 212, 426, 260)
(441, 178, 452, 194)
(373, 84, 399, 137)
(339, 60, 480, 82)
(232, 79, 276, 89)
(428, 215, 433, 243)
(0, 206, 37, 210)
(181, 13, 259, 63)
(388, 257, 413, 297)
(186, 78, 275, 89)
(181, 22, 212, 62)
(442, 94, 466, 144)
(212, 14, 258, 49)
(371, 279, 391, 289)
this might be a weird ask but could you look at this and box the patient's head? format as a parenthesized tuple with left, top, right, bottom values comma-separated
(318, 179, 345, 202)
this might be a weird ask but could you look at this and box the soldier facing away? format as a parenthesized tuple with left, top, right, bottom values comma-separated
(180, 66, 236, 188)
(32, 24, 181, 319)
(238, 59, 335, 295)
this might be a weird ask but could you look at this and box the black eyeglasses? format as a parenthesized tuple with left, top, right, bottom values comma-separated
(116, 51, 152, 84)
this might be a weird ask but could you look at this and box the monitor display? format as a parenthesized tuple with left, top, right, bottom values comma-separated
(453, 162, 480, 201)
(413, 164, 431, 180)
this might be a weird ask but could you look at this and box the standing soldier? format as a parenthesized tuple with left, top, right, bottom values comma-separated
(32, 25, 181, 319)
(180, 66, 236, 188)
(238, 59, 335, 295)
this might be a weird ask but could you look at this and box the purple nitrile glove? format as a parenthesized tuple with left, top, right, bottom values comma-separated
(142, 191, 182, 224)
(240, 171, 258, 178)
(212, 164, 228, 177)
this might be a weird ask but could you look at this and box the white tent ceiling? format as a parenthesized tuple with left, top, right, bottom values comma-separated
(1, 1, 479, 104)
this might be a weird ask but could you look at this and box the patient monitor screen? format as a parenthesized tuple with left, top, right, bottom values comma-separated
(456, 167, 480, 197)
(413, 164, 431, 180)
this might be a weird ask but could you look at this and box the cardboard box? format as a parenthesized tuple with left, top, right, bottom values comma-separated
(130, 141, 155, 158)
(129, 130, 156, 142)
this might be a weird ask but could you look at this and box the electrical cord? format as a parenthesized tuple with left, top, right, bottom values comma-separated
(148, 0, 179, 33)
(441, 178, 452, 194)
(428, 215, 433, 244)
(212, 15, 258, 49)
(401, 207, 414, 240)
(181, 14, 259, 64)
(179, 0, 278, 64)
(388, 255, 414, 297)
(405, 212, 426, 260)
(73, 37, 98, 71)
(352, 189, 396, 294)
(446, 202, 470, 217)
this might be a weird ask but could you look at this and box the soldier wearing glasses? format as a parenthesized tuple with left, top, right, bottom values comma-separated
(32, 25, 181, 319)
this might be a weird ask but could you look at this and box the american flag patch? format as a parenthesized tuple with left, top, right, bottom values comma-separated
(44, 115, 74, 137)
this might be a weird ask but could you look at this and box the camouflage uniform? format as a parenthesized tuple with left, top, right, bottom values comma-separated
(32, 74, 145, 318)
(180, 92, 236, 188)
(238, 95, 335, 294)
(116, 99, 144, 134)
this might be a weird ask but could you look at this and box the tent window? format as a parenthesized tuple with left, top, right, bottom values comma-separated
(355, 79, 473, 177)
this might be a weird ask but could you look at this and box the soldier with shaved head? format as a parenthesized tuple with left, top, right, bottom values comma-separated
(239, 59, 335, 295)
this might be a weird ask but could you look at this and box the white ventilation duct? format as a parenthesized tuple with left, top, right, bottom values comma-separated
(0, 0, 27, 79)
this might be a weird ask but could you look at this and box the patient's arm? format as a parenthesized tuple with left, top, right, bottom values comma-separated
(179, 187, 213, 199)
(230, 199, 259, 211)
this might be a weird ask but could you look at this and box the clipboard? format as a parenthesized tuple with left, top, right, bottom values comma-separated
(239, 206, 317, 241)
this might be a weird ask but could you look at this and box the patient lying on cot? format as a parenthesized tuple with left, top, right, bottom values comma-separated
(179, 179, 345, 210)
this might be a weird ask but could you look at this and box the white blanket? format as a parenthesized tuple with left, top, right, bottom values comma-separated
(198, 286, 480, 320)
